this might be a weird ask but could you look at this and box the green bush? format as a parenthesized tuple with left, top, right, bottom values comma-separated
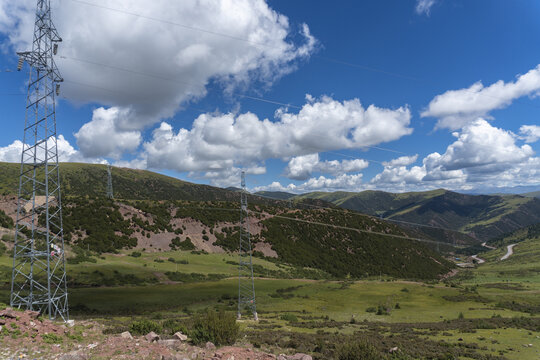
(190, 309, 239, 346)
(130, 251, 142, 258)
(0, 210, 14, 229)
(130, 319, 162, 335)
(1, 234, 14, 242)
(0, 241, 6, 256)
(162, 318, 188, 336)
(170, 237, 196, 251)
(376, 305, 389, 316)
(335, 340, 383, 360)
(42, 333, 63, 344)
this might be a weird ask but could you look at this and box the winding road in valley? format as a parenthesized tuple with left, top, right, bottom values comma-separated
(501, 244, 517, 261)
(470, 242, 495, 265)
(471, 254, 485, 264)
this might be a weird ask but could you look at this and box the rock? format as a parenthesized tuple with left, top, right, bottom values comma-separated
(120, 331, 133, 339)
(277, 355, 287, 360)
(173, 331, 188, 341)
(389, 347, 399, 353)
(25, 310, 40, 319)
(158, 339, 181, 348)
(206, 341, 216, 350)
(290, 354, 312, 360)
(0, 325, 2, 332)
(66, 319, 75, 327)
(145, 331, 160, 342)
(0, 308, 18, 319)
(0, 318, 5, 325)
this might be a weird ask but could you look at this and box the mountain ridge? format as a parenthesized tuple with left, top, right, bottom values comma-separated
(292, 189, 540, 241)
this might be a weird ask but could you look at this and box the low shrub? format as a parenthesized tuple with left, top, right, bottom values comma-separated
(130, 319, 162, 335)
(335, 340, 383, 360)
(130, 251, 142, 258)
(0, 241, 6, 256)
(162, 318, 189, 336)
(190, 309, 239, 346)
(42, 333, 63, 344)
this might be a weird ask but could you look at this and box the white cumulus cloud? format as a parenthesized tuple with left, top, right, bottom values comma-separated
(0, 0, 317, 136)
(371, 119, 538, 192)
(74, 107, 142, 159)
(0, 135, 106, 164)
(520, 125, 540, 143)
(284, 153, 368, 180)
(253, 173, 365, 193)
(129, 96, 411, 184)
(422, 65, 540, 130)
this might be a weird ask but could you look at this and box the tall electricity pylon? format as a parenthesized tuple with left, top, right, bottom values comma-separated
(11, 0, 69, 321)
(237, 171, 258, 320)
(106, 165, 114, 199)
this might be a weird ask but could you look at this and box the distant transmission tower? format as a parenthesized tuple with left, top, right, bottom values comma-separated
(237, 171, 258, 320)
(11, 0, 69, 321)
(106, 165, 114, 199)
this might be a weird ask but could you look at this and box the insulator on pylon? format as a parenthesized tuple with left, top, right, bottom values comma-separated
(56, 84, 60, 96)
(53, 43, 58, 55)
(17, 57, 24, 71)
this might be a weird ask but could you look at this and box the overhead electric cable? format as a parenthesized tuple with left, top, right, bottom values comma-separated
(175, 205, 463, 248)
(65, 0, 540, 110)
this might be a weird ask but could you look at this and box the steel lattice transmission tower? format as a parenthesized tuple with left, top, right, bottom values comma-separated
(237, 171, 258, 320)
(10, 0, 69, 321)
(106, 165, 114, 199)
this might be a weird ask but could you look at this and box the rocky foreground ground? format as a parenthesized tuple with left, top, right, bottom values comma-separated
(0, 308, 312, 360)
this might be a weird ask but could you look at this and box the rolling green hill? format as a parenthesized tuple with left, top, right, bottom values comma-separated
(0, 162, 240, 201)
(0, 162, 454, 280)
(295, 189, 540, 241)
(522, 191, 540, 198)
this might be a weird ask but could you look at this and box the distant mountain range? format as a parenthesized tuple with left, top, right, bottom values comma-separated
(258, 189, 540, 241)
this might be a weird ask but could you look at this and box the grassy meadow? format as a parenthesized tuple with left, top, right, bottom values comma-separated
(1, 237, 539, 359)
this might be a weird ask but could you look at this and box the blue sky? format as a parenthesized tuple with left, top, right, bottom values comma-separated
(0, 0, 539, 193)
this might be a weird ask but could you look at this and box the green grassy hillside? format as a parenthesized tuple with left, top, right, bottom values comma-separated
(522, 191, 540, 198)
(0, 162, 235, 201)
(487, 222, 540, 248)
(296, 189, 540, 241)
(56, 199, 455, 279)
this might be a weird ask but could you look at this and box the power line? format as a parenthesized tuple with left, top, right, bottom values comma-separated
(175, 204, 463, 248)
(57, 55, 411, 158)
(66, 0, 418, 82)
(252, 190, 474, 239)
(64, 0, 540, 112)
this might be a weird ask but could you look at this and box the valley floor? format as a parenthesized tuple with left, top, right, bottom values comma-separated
(1, 239, 539, 359)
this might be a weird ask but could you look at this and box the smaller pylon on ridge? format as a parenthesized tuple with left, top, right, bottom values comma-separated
(237, 171, 258, 321)
(106, 165, 114, 199)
